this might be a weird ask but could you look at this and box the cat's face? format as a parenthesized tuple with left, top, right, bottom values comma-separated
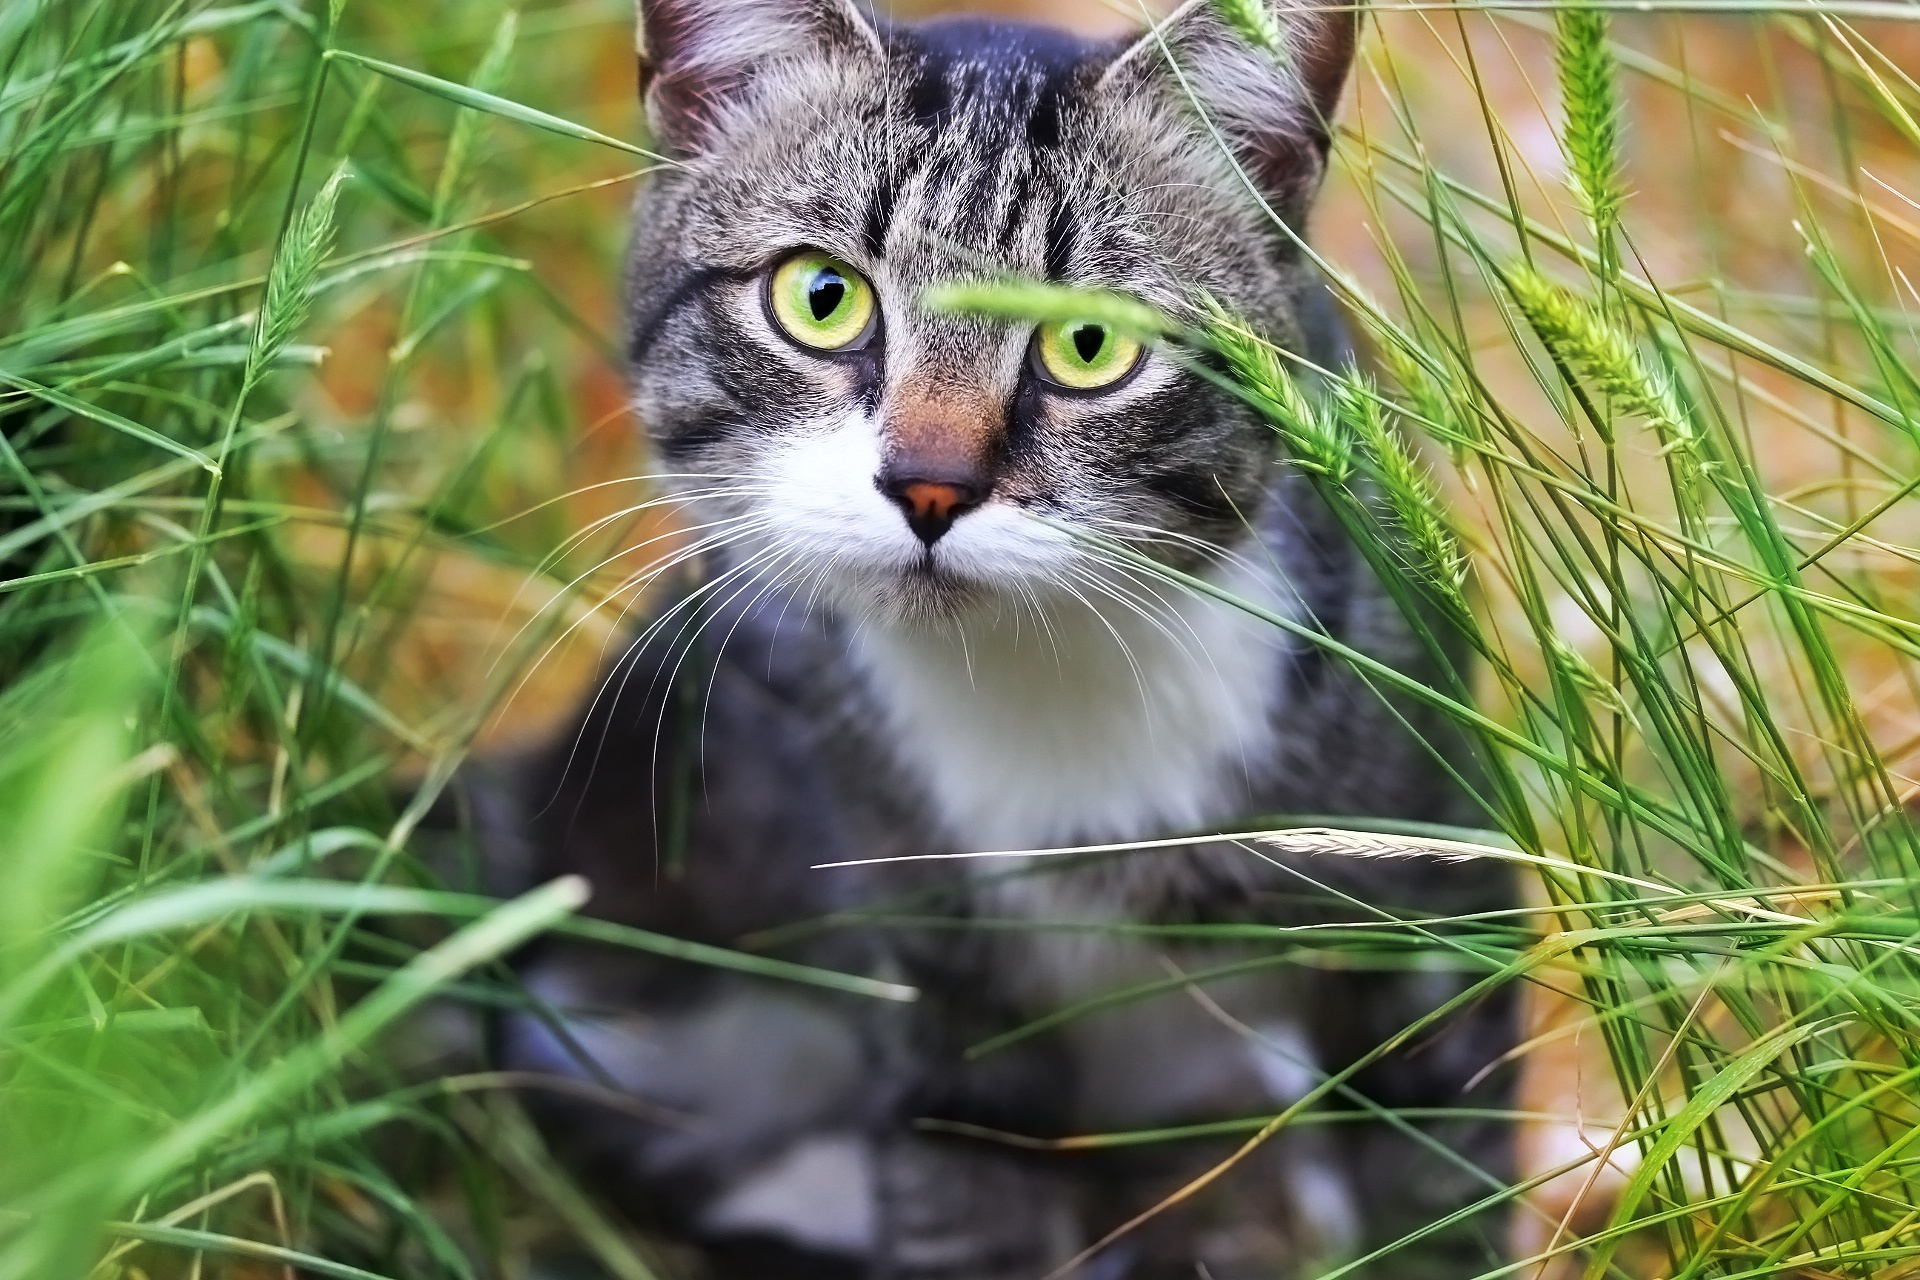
(626, 0, 1355, 625)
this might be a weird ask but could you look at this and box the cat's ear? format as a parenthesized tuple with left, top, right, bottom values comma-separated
(1103, 0, 1361, 217)
(635, 0, 882, 155)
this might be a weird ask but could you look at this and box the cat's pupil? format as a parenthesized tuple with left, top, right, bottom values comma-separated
(809, 273, 847, 322)
(1073, 324, 1106, 363)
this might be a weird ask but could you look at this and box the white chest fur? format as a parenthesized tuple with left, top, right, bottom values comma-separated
(849, 558, 1294, 852)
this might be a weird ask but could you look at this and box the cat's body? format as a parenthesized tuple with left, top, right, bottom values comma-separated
(485, 4, 1516, 1277)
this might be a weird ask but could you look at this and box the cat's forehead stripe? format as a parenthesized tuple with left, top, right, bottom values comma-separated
(892, 18, 1096, 177)
(873, 18, 1111, 281)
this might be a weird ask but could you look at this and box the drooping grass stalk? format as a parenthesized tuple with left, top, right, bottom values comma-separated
(1504, 262, 1694, 449)
(1331, 369, 1470, 596)
(1202, 298, 1354, 485)
(1013, 9, 1920, 1273)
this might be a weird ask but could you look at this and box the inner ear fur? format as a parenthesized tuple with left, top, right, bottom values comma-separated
(1105, 0, 1361, 218)
(636, 0, 882, 156)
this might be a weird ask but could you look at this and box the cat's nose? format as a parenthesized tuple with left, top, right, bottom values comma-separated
(879, 473, 983, 547)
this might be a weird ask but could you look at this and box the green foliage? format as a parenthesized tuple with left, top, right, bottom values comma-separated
(0, 623, 153, 958)
(4, 1, 1920, 1278)
(925, 276, 1172, 339)
(978, 8, 1920, 1278)
(0, 1, 886, 1275)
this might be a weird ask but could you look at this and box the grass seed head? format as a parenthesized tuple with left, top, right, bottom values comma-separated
(1547, 630, 1639, 728)
(1555, 4, 1628, 239)
(1211, 0, 1289, 60)
(1203, 298, 1352, 486)
(1381, 341, 1481, 459)
(1334, 370, 1468, 597)
(251, 163, 348, 386)
(1506, 263, 1694, 450)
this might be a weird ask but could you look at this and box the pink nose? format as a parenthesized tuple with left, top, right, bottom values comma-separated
(879, 476, 983, 546)
(899, 482, 968, 523)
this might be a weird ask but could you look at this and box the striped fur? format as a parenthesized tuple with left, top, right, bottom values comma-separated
(487, 4, 1518, 1278)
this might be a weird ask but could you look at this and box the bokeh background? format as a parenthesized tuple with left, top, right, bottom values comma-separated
(6, 0, 1920, 1274)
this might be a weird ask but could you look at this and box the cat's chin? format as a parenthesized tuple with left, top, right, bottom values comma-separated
(838, 562, 995, 629)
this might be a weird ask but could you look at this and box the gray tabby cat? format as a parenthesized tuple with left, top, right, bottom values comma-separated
(486, 2, 1516, 1277)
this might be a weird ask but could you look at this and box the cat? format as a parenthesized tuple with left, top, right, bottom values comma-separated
(477, 2, 1519, 1277)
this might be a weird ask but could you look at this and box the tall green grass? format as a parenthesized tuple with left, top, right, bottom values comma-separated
(3, 0, 1919, 1277)
(1220, 7, 1920, 1276)
(0, 2, 842, 1275)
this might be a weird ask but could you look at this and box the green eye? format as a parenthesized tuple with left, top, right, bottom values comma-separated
(768, 251, 876, 351)
(1033, 319, 1143, 391)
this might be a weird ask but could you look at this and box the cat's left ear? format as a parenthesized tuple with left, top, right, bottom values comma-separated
(1103, 0, 1361, 220)
(636, 0, 882, 156)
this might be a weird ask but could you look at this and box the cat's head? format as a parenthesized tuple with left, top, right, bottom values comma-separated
(625, 0, 1357, 625)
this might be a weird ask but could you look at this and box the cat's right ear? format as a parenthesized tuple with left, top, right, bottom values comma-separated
(1102, 0, 1362, 222)
(636, 0, 882, 156)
